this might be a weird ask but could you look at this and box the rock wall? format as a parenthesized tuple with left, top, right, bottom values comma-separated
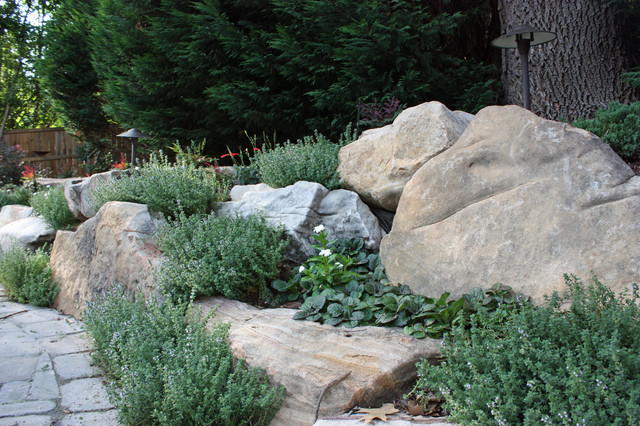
(51, 202, 164, 318)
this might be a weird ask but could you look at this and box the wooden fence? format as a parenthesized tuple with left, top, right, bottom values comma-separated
(2, 127, 78, 177)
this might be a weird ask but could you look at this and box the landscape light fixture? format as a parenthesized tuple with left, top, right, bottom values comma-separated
(116, 128, 151, 166)
(491, 24, 557, 110)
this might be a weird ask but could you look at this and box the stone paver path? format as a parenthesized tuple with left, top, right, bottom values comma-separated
(0, 286, 120, 425)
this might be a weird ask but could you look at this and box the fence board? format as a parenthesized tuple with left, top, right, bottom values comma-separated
(2, 127, 78, 177)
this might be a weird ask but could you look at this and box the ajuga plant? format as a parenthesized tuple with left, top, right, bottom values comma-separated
(409, 274, 640, 425)
(84, 285, 284, 425)
(271, 226, 529, 339)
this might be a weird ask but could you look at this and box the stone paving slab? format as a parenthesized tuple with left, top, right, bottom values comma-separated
(0, 356, 39, 383)
(0, 415, 53, 425)
(53, 353, 100, 381)
(0, 400, 57, 417)
(39, 333, 92, 357)
(60, 378, 114, 412)
(58, 409, 120, 426)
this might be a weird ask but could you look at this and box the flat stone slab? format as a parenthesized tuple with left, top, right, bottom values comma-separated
(198, 297, 443, 426)
(0, 356, 39, 383)
(58, 409, 120, 426)
(60, 378, 114, 412)
(21, 318, 84, 339)
(0, 400, 56, 417)
(0, 381, 30, 403)
(0, 415, 53, 425)
(39, 332, 92, 356)
(53, 353, 100, 380)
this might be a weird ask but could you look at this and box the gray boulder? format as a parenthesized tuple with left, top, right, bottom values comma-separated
(0, 216, 56, 252)
(63, 170, 122, 221)
(197, 297, 442, 426)
(51, 201, 164, 318)
(381, 105, 640, 304)
(216, 181, 383, 260)
(0, 205, 34, 228)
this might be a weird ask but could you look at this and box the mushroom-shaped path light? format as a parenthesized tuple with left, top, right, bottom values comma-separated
(491, 24, 556, 110)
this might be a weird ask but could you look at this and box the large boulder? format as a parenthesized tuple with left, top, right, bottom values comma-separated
(0, 216, 56, 252)
(197, 297, 442, 426)
(338, 101, 472, 212)
(51, 201, 164, 318)
(381, 105, 640, 304)
(216, 181, 383, 260)
(63, 170, 122, 221)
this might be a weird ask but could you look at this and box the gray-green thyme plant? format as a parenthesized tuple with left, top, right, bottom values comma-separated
(84, 285, 284, 425)
(91, 151, 230, 219)
(156, 213, 288, 302)
(30, 186, 79, 230)
(410, 274, 640, 425)
(252, 129, 346, 190)
(0, 245, 58, 307)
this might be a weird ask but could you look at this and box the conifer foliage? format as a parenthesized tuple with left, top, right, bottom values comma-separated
(42, 0, 497, 150)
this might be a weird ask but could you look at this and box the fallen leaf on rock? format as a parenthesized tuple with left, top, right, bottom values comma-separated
(356, 403, 399, 423)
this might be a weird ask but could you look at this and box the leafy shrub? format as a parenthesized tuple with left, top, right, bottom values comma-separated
(252, 127, 355, 190)
(272, 227, 528, 338)
(0, 245, 58, 307)
(0, 185, 31, 207)
(30, 186, 79, 230)
(91, 152, 230, 219)
(156, 213, 288, 302)
(84, 285, 284, 425)
(410, 275, 640, 425)
(573, 101, 640, 161)
(0, 145, 25, 186)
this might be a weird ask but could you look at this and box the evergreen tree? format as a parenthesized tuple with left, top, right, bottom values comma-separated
(46, 0, 498, 152)
(39, 0, 112, 141)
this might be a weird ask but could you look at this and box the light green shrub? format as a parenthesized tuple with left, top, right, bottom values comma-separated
(155, 213, 288, 302)
(84, 285, 284, 425)
(0, 185, 32, 208)
(573, 101, 640, 161)
(91, 152, 230, 219)
(30, 186, 78, 230)
(410, 275, 640, 425)
(0, 245, 58, 307)
(252, 127, 355, 190)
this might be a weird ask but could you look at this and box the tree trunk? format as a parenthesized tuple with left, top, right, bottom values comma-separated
(497, 0, 637, 122)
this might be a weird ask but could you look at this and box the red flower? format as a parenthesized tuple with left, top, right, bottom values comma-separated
(21, 165, 35, 181)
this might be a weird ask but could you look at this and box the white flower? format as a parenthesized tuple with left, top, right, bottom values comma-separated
(319, 249, 331, 257)
(335, 262, 343, 268)
(299, 266, 305, 273)
(314, 224, 325, 233)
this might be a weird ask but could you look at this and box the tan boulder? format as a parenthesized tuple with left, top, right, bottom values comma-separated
(338, 101, 472, 211)
(197, 297, 442, 426)
(381, 105, 640, 304)
(51, 201, 164, 318)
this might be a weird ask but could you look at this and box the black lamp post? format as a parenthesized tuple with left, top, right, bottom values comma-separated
(491, 24, 556, 110)
(116, 128, 151, 166)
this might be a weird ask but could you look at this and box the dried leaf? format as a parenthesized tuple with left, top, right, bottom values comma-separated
(407, 400, 425, 416)
(356, 403, 399, 423)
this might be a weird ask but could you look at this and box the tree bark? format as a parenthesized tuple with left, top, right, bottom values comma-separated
(497, 0, 637, 121)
